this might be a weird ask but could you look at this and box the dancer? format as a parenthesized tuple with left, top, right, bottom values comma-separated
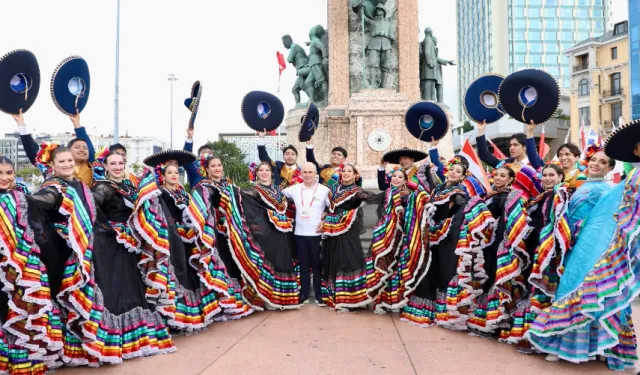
(257, 130, 302, 188)
(378, 147, 439, 192)
(190, 154, 254, 318)
(305, 136, 348, 186)
(320, 164, 377, 312)
(476, 120, 542, 168)
(401, 156, 495, 330)
(90, 149, 175, 360)
(527, 122, 639, 370)
(219, 161, 301, 310)
(183, 127, 213, 188)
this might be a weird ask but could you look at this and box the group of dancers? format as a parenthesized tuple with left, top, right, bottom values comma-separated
(0, 50, 638, 373)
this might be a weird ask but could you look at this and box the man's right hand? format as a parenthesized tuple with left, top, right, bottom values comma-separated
(306, 135, 313, 146)
(476, 120, 487, 136)
(12, 108, 25, 126)
(186, 127, 194, 140)
(257, 128, 267, 138)
(379, 157, 387, 169)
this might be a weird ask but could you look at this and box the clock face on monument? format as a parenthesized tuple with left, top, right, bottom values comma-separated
(368, 129, 392, 151)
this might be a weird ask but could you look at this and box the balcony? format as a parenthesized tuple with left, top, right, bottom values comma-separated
(573, 63, 588, 72)
(602, 87, 623, 97)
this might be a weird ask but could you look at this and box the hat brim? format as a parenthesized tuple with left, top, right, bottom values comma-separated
(604, 120, 640, 163)
(241, 91, 285, 132)
(405, 101, 450, 142)
(298, 102, 319, 142)
(51, 56, 90, 116)
(463, 73, 505, 124)
(0, 50, 41, 115)
(185, 81, 202, 129)
(143, 150, 196, 168)
(498, 69, 560, 124)
(382, 148, 428, 164)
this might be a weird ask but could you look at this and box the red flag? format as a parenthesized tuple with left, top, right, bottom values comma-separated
(538, 126, 550, 159)
(256, 130, 277, 136)
(460, 138, 492, 192)
(579, 117, 586, 154)
(488, 138, 507, 159)
(277, 52, 286, 75)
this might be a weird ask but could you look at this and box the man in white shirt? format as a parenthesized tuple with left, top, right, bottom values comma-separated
(283, 162, 330, 305)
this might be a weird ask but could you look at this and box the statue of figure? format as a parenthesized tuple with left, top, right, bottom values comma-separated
(362, 5, 395, 88)
(308, 25, 329, 104)
(282, 34, 316, 104)
(433, 36, 455, 103)
(350, 0, 387, 20)
(420, 28, 454, 102)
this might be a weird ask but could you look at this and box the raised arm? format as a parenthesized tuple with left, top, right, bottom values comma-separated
(256, 129, 274, 165)
(70, 111, 95, 163)
(377, 158, 389, 190)
(475, 121, 502, 168)
(305, 140, 322, 172)
(526, 121, 545, 170)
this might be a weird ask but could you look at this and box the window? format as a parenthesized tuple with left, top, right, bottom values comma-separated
(595, 21, 604, 30)
(611, 102, 622, 122)
(515, 54, 526, 63)
(614, 22, 628, 35)
(562, 20, 573, 29)
(530, 0, 542, 4)
(561, 31, 573, 40)
(529, 19, 543, 29)
(530, 43, 543, 52)
(611, 46, 618, 60)
(529, 8, 541, 17)
(547, 43, 559, 52)
(546, 19, 558, 29)
(576, 9, 588, 17)
(579, 107, 591, 125)
(578, 79, 589, 96)
(545, 0, 557, 4)
(514, 7, 525, 17)
(611, 72, 621, 94)
(561, 8, 573, 17)
(578, 21, 590, 30)
(530, 55, 543, 64)
(515, 31, 525, 40)
(545, 31, 557, 40)
(592, 9, 603, 17)
(562, 0, 574, 4)
(515, 42, 527, 52)
(544, 8, 556, 17)
(529, 31, 542, 40)
(515, 19, 526, 28)
(545, 54, 558, 64)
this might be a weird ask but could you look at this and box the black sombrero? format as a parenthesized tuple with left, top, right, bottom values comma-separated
(382, 147, 428, 164)
(51, 56, 90, 116)
(241, 91, 285, 132)
(405, 101, 450, 142)
(464, 73, 505, 124)
(604, 120, 640, 163)
(184, 80, 202, 129)
(298, 102, 319, 142)
(498, 69, 560, 124)
(143, 150, 196, 168)
(0, 50, 40, 115)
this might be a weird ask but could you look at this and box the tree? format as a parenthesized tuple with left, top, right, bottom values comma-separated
(462, 121, 474, 133)
(130, 162, 144, 175)
(204, 139, 250, 187)
(553, 108, 570, 120)
(16, 166, 40, 179)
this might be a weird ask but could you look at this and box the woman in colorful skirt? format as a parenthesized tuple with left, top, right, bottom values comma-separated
(189, 154, 253, 318)
(367, 168, 431, 314)
(321, 164, 378, 312)
(500, 164, 571, 350)
(0, 156, 62, 374)
(468, 164, 532, 335)
(222, 161, 301, 310)
(401, 156, 495, 330)
(135, 150, 243, 331)
(526, 125, 639, 370)
(89, 149, 175, 360)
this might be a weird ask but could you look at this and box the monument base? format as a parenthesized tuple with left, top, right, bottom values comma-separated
(285, 89, 454, 189)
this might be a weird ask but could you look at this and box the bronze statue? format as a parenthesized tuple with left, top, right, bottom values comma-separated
(420, 28, 454, 101)
(308, 25, 329, 104)
(282, 35, 316, 104)
(350, 0, 387, 19)
(363, 5, 395, 88)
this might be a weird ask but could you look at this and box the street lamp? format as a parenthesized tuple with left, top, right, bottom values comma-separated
(114, 0, 121, 143)
(167, 73, 178, 149)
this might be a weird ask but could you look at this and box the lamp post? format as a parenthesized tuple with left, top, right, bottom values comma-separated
(168, 74, 178, 149)
(113, 0, 121, 143)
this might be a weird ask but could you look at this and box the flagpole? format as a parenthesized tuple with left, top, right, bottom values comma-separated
(113, 0, 121, 143)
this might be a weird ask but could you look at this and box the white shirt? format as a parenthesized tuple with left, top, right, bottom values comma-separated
(283, 182, 330, 236)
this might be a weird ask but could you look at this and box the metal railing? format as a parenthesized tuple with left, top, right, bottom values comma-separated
(573, 63, 588, 72)
(602, 87, 623, 97)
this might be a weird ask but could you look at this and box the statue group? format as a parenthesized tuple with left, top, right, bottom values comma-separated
(282, 25, 329, 107)
(282, 0, 454, 105)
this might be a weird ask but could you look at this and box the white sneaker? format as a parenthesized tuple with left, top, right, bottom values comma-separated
(374, 307, 387, 315)
(315, 300, 327, 307)
(545, 354, 559, 362)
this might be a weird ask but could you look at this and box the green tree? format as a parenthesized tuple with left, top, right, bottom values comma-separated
(130, 162, 144, 175)
(462, 121, 474, 133)
(16, 166, 40, 179)
(204, 139, 250, 187)
(553, 108, 570, 120)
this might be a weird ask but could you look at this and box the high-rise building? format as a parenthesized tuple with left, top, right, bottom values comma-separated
(630, 0, 640, 120)
(457, 0, 610, 121)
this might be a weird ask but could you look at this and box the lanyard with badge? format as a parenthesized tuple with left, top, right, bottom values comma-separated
(300, 184, 318, 220)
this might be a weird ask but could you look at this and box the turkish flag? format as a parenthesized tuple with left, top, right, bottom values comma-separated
(277, 51, 286, 75)
(538, 129, 550, 159)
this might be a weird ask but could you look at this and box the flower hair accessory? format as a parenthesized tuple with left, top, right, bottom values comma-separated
(385, 166, 404, 185)
(248, 162, 258, 182)
(446, 156, 470, 176)
(35, 142, 60, 179)
(154, 160, 178, 185)
(338, 163, 363, 186)
(92, 147, 110, 181)
(198, 153, 213, 178)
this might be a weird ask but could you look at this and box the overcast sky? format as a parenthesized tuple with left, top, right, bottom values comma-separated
(0, 0, 627, 151)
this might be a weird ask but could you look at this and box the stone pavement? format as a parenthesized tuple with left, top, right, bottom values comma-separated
(59, 304, 640, 375)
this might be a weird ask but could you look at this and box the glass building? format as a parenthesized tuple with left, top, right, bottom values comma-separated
(630, 0, 640, 120)
(457, 0, 610, 120)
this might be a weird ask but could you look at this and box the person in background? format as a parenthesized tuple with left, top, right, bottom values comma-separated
(257, 128, 302, 188)
(183, 127, 213, 188)
(305, 135, 348, 186)
(476, 120, 543, 170)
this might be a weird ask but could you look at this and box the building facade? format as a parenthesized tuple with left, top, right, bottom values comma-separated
(457, 0, 610, 121)
(565, 20, 629, 142)
(630, 0, 640, 119)
(219, 133, 288, 164)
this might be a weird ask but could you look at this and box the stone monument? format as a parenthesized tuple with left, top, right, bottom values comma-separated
(420, 28, 455, 102)
(284, 0, 454, 187)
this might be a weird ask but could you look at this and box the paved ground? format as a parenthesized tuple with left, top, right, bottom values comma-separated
(59, 304, 640, 375)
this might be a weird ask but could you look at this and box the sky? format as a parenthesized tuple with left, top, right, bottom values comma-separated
(0, 0, 627, 152)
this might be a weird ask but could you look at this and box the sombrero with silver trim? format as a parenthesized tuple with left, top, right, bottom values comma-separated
(498, 68, 560, 124)
(298, 102, 319, 142)
(604, 119, 640, 163)
(464, 73, 505, 124)
(143, 149, 196, 168)
(0, 49, 40, 115)
(404, 101, 450, 142)
(51, 56, 90, 116)
(184, 80, 202, 129)
(382, 147, 428, 164)
(241, 91, 284, 132)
